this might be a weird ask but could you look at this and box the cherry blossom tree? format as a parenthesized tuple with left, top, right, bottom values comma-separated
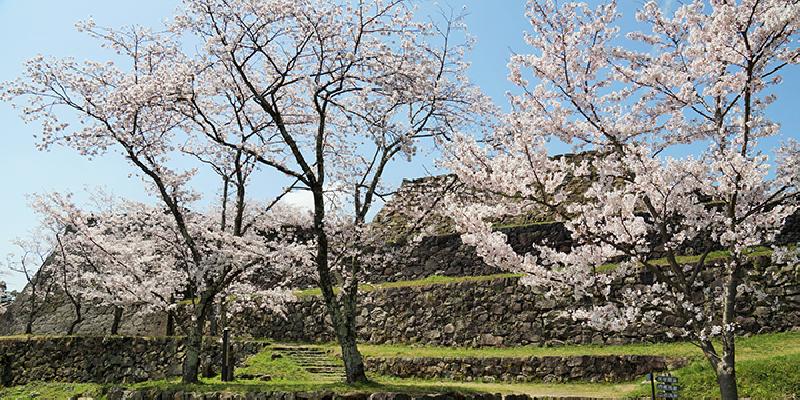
(443, 1, 799, 399)
(166, 0, 492, 383)
(2, 18, 314, 382)
(2, 232, 58, 334)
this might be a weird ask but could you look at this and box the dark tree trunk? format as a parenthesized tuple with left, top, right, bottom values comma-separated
(219, 300, 227, 330)
(25, 296, 38, 334)
(311, 188, 368, 384)
(110, 306, 123, 335)
(182, 324, 203, 384)
(181, 295, 211, 384)
(66, 302, 82, 335)
(716, 367, 738, 400)
(717, 264, 740, 400)
(337, 326, 367, 383)
(698, 264, 740, 400)
(166, 309, 176, 336)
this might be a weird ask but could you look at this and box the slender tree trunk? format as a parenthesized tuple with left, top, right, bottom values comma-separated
(203, 303, 218, 378)
(219, 300, 227, 330)
(182, 294, 211, 384)
(182, 322, 203, 384)
(110, 306, 124, 335)
(716, 366, 738, 400)
(66, 302, 82, 335)
(311, 188, 368, 384)
(699, 264, 740, 400)
(337, 323, 367, 383)
(25, 295, 37, 334)
(166, 310, 176, 336)
(715, 271, 739, 400)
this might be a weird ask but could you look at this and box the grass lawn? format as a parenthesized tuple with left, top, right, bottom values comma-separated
(2, 332, 798, 399)
(294, 273, 522, 298)
(321, 331, 800, 360)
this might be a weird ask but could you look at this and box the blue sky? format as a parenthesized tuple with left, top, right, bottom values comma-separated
(1, 1, 798, 290)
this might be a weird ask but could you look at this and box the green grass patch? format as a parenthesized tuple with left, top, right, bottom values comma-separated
(109, 375, 633, 398)
(596, 246, 776, 273)
(2, 332, 798, 399)
(627, 351, 800, 399)
(236, 348, 314, 381)
(294, 273, 522, 298)
(126, 376, 488, 394)
(319, 331, 800, 361)
(0, 381, 104, 400)
(375, 377, 636, 398)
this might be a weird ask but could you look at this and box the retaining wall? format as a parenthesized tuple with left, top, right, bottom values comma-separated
(364, 355, 687, 383)
(0, 336, 264, 386)
(106, 389, 600, 400)
(230, 261, 800, 346)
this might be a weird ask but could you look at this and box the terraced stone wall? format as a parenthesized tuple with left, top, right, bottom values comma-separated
(0, 293, 167, 337)
(365, 223, 570, 284)
(231, 260, 800, 346)
(364, 355, 688, 383)
(106, 389, 591, 400)
(0, 336, 264, 386)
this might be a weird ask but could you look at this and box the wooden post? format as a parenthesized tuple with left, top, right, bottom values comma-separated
(221, 327, 231, 381)
(650, 371, 656, 400)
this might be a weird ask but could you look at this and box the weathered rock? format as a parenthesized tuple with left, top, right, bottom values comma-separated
(364, 355, 688, 383)
(0, 336, 263, 386)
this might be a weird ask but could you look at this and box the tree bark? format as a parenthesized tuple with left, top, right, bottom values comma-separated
(166, 309, 176, 336)
(25, 288, 40, 334)
(181, 294, 211, 384)
(110, 306, 124, 335)
(337, 325, 367, 383)
(182, 323, 203, 384)
(717, 263, 740, 400)
(716, 366, 738, 400)
(311, 188, 368, 384)
(66, 302, 82, 335)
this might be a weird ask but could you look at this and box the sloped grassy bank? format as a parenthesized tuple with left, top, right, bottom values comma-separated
(2, 332, 797, 399)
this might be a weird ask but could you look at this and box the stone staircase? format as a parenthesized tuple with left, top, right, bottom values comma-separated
(271, 345, 345, 381)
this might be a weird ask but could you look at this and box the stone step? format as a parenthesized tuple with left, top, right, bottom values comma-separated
(289, 355, 336, 360)
(272, 346, 327, 352)
(305, 367, 344, 372)
(295, 364, 343, 368)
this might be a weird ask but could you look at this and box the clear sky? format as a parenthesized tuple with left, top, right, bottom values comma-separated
(0, 1, 798, 290)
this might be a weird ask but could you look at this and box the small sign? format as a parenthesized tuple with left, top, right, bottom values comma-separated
(656, 375, 678, 384)
(650, 373, 680, 399)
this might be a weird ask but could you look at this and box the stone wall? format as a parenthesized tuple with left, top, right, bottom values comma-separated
(0, 336, 264, 386)
(230, 261, 800, 346)
(0, 293, 167, 337)
(365, 355, 687, 383)
(365, 223, 570, 283)
(364, 208, 800, 285)
(106, 389, 597, 400)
